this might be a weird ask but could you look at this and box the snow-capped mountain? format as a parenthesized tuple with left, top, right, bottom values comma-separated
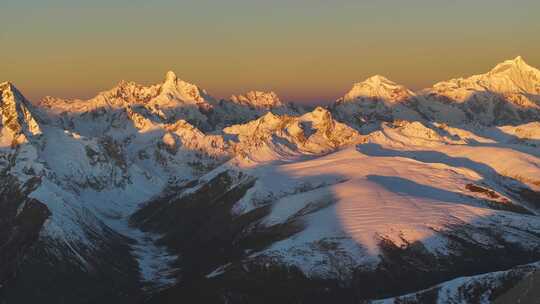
(230, 90, 284, 109)
(428, 56, 540, 100)
(1, 57, 540, 304)
(223, 107, 360, 163)
(331, 56, 540, 129)
(0, 82, 42, 144)
(38, 71, 300, 135)
(332, 76, 423, 128)
(339, 75, 415, 103)
(420, 56, 540, 125)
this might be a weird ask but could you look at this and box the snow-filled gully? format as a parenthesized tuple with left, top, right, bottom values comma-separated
(82, 187, 180, 292)
(110, 218, 178, 291)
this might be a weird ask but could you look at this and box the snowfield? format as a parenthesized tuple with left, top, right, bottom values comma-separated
(229, 133, 540, 280)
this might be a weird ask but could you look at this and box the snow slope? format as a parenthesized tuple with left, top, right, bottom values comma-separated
(132, 117, 540, 302)
(233, 140, 540, 279)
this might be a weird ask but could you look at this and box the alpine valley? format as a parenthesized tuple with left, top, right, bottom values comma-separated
(1, 56, 540, 304)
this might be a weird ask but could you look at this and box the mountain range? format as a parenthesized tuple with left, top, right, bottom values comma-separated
(1, 56, 540, 303)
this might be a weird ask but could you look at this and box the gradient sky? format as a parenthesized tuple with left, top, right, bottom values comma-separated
(1, 0, 539, 104)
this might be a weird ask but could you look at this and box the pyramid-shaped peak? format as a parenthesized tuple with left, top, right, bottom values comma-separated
(164, 70, 178, 84)
(1, 81, 28, 103)
(340, 75, 414, 102)
(0, 81, 12, 90)
(157, 71, 211, 102)
(505, 55, 529, 66)
(160, 71, 202, 91)
(512, 55, 525, 63)
(0, 81, 42, 137)
(0, 81, 19, 95)
(363, 74, 395, 84)
(353, 75, 408, 90)
(489, 55, 536, 74)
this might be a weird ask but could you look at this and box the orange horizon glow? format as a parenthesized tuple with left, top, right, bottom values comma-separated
(2, 0, 539, 104)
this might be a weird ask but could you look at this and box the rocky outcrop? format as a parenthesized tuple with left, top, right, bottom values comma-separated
(0, 175, 47, 286)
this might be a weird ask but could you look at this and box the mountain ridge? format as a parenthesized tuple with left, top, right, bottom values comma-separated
(2, 56, 537, 129)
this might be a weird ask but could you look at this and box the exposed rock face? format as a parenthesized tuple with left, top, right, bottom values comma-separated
(377, 262, 540, 304)
(0, 173, 141, 304)
(494, 268, 540, 304)
(0, 175, 47, 286)
(0, 82, 42, 147)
